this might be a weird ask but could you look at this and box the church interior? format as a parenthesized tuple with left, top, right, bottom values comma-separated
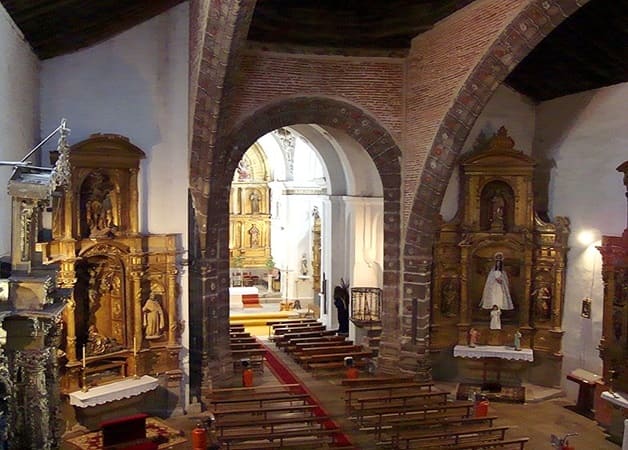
(0, 0, 626, 449)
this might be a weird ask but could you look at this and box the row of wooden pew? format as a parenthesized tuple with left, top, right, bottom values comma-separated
(342, 377, 530, 449)
(230, 323, 265, 372)
(268, 318, 373, 374)
(208, 383, 356, 449)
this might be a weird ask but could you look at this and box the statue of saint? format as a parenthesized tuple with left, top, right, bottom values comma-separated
(532, 286, 551, 321)
(479, 253, 514, 310)
(513, 329, 522, 351)
(249, 224, 260, 248)
(142, 294, 165, 339)
(489, 304, 502, 330)
(440, 278, 458, 317)
(300, 254, 308, 276)
(469, 328, 480, 347)
(249, 191, 260, 214)
(489, 193, 505, 231)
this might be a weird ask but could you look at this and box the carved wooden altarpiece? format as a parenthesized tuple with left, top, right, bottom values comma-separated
(431, 127, 569, 386)
(41, 134, 182, 403)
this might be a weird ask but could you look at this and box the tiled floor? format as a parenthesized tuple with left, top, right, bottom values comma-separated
(171, 337, 620, 450)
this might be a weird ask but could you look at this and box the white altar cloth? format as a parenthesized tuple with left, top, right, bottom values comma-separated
(602, 390, 628, 409)
(454, 345, 534, 362)
(69, 375, 159, 408)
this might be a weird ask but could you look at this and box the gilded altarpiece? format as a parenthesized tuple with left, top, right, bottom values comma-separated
(431, 127, 569, 386)
(41, 134, 183, 405)
(229, 145, 271, 268)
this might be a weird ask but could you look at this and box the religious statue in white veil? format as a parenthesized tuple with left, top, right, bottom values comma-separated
(479, 252, 514, 311)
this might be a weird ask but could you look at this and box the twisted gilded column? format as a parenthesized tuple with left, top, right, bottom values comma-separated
(167, 267, 178, 346)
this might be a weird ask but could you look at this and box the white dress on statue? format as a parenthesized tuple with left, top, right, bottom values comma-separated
(479, 269, 514, 310)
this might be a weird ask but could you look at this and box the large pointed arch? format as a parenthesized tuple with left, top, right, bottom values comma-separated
(402, 0, 588, 368)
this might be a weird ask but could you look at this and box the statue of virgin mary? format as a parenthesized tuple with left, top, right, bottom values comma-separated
(479, 253, 514, 310)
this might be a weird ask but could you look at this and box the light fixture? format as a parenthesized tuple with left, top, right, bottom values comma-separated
(577, 229, 597, 246)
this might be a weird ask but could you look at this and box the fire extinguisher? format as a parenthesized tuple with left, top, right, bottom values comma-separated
(474, 394, 489, 417)
(191, 422, 207, 450)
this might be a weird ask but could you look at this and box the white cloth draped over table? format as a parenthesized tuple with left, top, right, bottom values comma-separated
(480, 268, 514, 310)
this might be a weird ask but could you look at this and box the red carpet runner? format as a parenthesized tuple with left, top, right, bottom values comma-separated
(258, 338, 353, 447)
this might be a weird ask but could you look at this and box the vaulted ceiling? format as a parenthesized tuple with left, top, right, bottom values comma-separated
(1, 0, 626, 102)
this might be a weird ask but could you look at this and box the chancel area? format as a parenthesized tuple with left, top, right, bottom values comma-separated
(0, 0, 627, 449)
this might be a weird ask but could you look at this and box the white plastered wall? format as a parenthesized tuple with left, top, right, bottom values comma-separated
(0, 5, 39, 260)
(535, 83, 628, 399)
(39, 4, 191, 405)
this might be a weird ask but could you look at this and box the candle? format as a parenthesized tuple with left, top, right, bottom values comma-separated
(82, 345, 86, 369)
(133, 337, 137, 356)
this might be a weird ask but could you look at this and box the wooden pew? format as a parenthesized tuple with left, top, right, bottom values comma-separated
(230, 331, 252, 339)
(301, 350, 373, 370)
(231, 348, 267, 373)
(344, 382, 435, 412)
(420, 437, 529, 450)
(351, 391, 450, 417)
(279, 335, 347, 350)
(295, 344, 363, 360)
(381, 415, 499, 442)
(230, 336, 257, 345)
(393, 424, 510, 450)
(341, 375, 416, 387)
(218, 427, 341, 450)
(273, 330, 336, 345)
(266, 318, 319, 337)
(211, 384, 301, 397)
(355, 401, 475, 427)
(209, 392, 311, 411)
(212, 403, 319, 420)
(271, 324, 326, 339)
(216, 414, 330, 437)
(230, 342, 264, 351)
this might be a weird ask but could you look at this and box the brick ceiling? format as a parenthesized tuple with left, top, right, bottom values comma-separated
(1, 0, 626, 102)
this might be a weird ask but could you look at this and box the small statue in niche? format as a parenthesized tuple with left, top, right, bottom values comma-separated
(532, 286, 552, 321)
(249, 191, 261, 214)
(489, 192, 505, 232)
(301, 254, 308, 276)
(479, 252, 514, 311)
(469, 328, 480, 347)
(513, 329, 522, 351)
(489, 305, 502, 330)
(84, 172, 117, 237)
(142, 294, 165, 340)
(440, 278, 458, 317)
(248, 224, 260, 248)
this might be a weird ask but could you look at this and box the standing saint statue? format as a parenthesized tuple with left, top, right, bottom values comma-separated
(142, 294, 165, 339)
(489, 304, 502, 330)
(249, 191, 260, 214)
(248, 224, 260, 248)
(489, 192, 505, 231)
(479, 252, 514, 310)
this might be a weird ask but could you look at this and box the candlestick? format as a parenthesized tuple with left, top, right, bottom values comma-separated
(82, 345, 86, 369)
(133, 336, 137, 356)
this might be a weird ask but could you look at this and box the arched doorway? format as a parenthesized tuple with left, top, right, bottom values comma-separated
(188, 96, 402, 397)
(227, 124, 385, 346)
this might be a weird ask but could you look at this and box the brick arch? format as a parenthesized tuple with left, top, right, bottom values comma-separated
(402, 0, 587, 356)
(212, 95, 403, 324)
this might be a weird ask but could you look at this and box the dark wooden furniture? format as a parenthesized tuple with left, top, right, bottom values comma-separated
(566, 368, 601, 417)
(100, 413, 157, 450)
